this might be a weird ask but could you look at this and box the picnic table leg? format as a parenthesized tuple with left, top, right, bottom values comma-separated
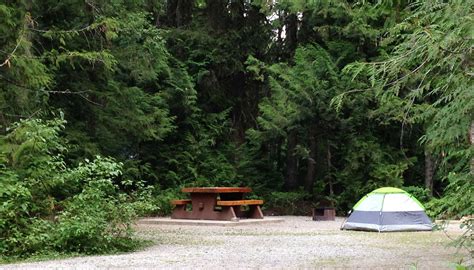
(220, 206, 239, 221)
(220, 192, 245, 218)
(171, 204, 189, 219)
(189, 193, 216, 220)
(230, 206, 244, 218)
(248, 205, 264, 219)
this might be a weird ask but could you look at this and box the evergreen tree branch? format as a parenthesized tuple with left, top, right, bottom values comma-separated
(0, 29, 24, 67)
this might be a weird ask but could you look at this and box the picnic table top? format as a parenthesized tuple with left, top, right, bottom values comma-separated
(181, 187, 252, 193)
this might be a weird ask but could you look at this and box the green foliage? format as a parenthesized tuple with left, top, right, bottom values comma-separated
(156, 109, 238, 187)
(426, 171, 474, 220)
(147, 188, 182, 216)
(402, 186, 432, 205)
(1, 0, 472, 262)
(264, 191, 312, 216)
(53, 179, 136, 254)
(0, 118, 148, 259)
(339, 1, 473, 264)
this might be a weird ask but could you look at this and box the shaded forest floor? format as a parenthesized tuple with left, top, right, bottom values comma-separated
(4, 217, 469, 269)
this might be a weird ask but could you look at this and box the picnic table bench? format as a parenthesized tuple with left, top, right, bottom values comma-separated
(171, 187, 264, 221)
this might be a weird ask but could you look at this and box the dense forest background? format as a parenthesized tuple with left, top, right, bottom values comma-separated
(0, 0, 472, 260)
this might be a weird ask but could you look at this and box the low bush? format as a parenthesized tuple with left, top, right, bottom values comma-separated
(0, 118, 151, 260)
(264, 191, 313, 215)
(402, 186, 432, 204)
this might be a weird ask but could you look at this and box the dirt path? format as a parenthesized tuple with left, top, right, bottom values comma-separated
(3, 216, 468, 269)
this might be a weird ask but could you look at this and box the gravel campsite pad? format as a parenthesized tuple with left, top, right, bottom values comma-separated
(4, 216, 468, 269)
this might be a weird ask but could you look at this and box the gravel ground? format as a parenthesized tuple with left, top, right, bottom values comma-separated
(3, 216, 468, 269)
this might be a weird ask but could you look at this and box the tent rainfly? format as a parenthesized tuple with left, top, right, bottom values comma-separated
(342, 187, 432, 232)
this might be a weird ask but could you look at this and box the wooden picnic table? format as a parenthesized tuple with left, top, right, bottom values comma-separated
(171, 187, 264, 221)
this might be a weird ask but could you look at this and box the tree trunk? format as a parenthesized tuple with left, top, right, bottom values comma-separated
(424, 149, 435, 196)
(166, 0, 178, 26)
(304, 127, 317, 193)
(176, 0, 194, 27)
(327, 141, 334, 196)
(285, 130, 298, 190)
(207, 0, 227, 30)
(228, 0, 245, 28)
(470, 120, 474, 174)
(285, 13, 298, 57)
(166, 0, 194, 27)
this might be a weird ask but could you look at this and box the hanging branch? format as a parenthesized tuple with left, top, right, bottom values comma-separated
(0, 74, 103, 107)
(27, 24, 95, 34)
(0, 27, 25, 68)
(0, 13, 36, 68)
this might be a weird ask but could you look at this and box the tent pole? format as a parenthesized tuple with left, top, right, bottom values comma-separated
(378, 194, 386, 233)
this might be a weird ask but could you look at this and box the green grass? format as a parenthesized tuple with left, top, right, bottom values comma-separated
(0, 238, 153, 266)
(0, 252, 82, 265)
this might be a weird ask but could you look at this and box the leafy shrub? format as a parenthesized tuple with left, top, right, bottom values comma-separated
(127, 183, 161, 217)
(0, 118, 149, 259)
(150, 188, 183, 216)
(264, 191, 313, 215)
(128, 187, 181, 217)
(53, 180, 136, 254)
(402, 186, 432, 204)
(425, 171, 473, 220)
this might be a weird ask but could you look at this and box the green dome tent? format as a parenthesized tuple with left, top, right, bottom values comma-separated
(342, 187, 432, 232)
